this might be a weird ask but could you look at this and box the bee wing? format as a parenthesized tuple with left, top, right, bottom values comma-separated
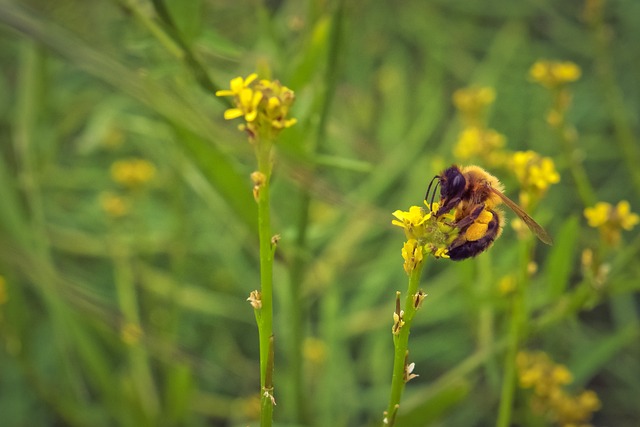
(490, 188, 553, 245)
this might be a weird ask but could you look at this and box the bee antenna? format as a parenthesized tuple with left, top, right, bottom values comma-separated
(424, 175, 440, 211)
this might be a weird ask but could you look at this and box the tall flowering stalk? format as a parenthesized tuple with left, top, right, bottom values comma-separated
(529, 59, 595, 207)
(452, 86, 508, 168)
(383, 203, 454, 426)
(216, 73, 296, 427)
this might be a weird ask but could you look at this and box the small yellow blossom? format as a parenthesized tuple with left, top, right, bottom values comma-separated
(430, 245, 450, 259)
(401, 239, 424, 275)
(584, 202, 609, 228)
(222, 87, 263, 122)
(584, 200, 639, 245)
(392, 206, 431, 241)
(530, 60, 581, 89)
(99, 192, 129, 218)
(453, 126, 506, 163)
(110, 158, 156, 188)
(216, 73, 296, 141)
(453, 86, 496, 127)
(215, 73, 258, 97)
(510, 151, 560, 202)
(616, 200, 640, 230)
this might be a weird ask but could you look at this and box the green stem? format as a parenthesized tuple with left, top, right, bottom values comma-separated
(255, 140, 275, 427)
(553, 115, 597, 208)
(112, 245, 160, 419)
(384, 259, 426, 426)
(587, 8, 640, 195)
(284, 3, 345, 422)
(115, 0, 184, 59)
(496, 241, 530, 427)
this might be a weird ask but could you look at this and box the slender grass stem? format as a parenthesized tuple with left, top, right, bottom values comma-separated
(554, 117, 597, 208)
(496, 292, 523, 427)
(587, 7, 640, 195)
(496, 241, 531, 427)
(255, 140, 275, 427)
(384, 259, 425, 426)
(285, 3, 345, 422)
(112, 245, 160, 418)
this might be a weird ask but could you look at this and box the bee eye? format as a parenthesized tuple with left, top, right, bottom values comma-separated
(451, 174, 465, 193)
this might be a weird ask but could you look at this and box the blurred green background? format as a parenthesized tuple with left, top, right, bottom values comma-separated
(1, 0, 639, 426)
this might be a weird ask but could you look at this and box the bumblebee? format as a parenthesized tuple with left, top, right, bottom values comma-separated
(426, 165, 553, 260)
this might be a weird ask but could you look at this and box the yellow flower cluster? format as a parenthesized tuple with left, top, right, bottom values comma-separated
(216, 73, 297, 141)
(517, 351, 601, 427)
(110, 158, 156, 188)
(453, 127, 507, 164)
(530, 60, 581, 128)
(452, 86, 508, 168)
(530, 60, 582, 89)
(509, 150, 560, 205)
(453, 86, 496, 127)
(400, 239, 424, 275)
(392, 202, 455, 273)
(584, 200, 639, 246)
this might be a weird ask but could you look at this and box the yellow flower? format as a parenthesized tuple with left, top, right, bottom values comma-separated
(110, 158, 156, 188)
(99, 192, 129, 218)
(510, 151, 560, 200)
(584, 202, 610, 228)
(215, 73, 258, 97)
(222, 87, 263, 122)
(530, 60, 581, 89)
(584, 200, 639, 245)
(431, 246, 450, 259)
(393, 202, 456, 267)
(216, 73, 296, 141)
(616, 200, 640, 230)
(453, 86, 496, 127)
(401, 239, 424, 274)
(551, 365, 573, 386)
(392, 206, 431, 241)
(453, 126, 506, 163)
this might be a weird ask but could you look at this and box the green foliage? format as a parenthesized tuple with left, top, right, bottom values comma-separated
(0, 0, 639, 426)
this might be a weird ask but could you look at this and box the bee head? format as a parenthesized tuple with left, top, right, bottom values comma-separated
(440, 165, 467, 200)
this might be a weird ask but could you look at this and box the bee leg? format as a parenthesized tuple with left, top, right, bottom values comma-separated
(453, 204, 485, 230)
(436, 196, 462, 217)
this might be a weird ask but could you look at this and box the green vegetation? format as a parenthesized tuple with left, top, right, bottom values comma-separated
(0, 1, 638, 426)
